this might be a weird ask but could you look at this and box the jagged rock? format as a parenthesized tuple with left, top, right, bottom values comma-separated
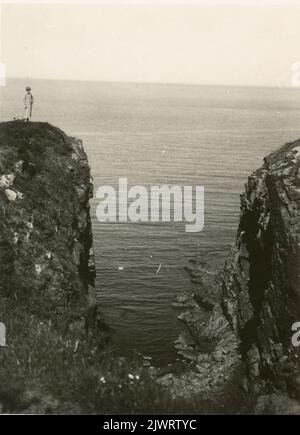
(221, 138, 300, 406)
(247, 346, 261, 379)
(35, 264, 42, 275)
(166, 139, 300, 413)
(0, 173, 15, 189)
(193, 290, 214, 311)
(12, 233, 19, 245)
(4, 188, 17, 201)
(14, 160, 24, 175)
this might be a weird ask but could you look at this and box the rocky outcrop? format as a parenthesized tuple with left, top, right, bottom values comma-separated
(161, 139, 300, 414)
(221, 139, 300, 408)
(0, 121, 97, 332)
(0, 121, 101, 412)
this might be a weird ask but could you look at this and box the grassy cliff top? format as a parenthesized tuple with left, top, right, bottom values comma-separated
(0, 121, 73, 166)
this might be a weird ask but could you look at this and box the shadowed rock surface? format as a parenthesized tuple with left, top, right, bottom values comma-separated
(160, 139, 300, 414)
(222, 138, 300, 411)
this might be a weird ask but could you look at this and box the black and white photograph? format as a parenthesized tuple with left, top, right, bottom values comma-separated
(0, 0, 300, 417)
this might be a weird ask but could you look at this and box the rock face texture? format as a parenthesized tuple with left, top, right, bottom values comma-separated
(0, 121, 100, 412)
(160, 139, 300, 413)
(0, 121, 96, 332)
(221, 139, 300, 407)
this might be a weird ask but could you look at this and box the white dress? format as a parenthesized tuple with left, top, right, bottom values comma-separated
(24, 92, 34, 119)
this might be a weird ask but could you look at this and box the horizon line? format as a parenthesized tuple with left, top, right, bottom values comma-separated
(4, 76, 298, 90)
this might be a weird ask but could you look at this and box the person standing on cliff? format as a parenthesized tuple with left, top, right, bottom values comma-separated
(23, 86, 34, 122)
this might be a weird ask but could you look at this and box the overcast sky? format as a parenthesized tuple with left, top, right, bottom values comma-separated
(1, 1, 300, 86)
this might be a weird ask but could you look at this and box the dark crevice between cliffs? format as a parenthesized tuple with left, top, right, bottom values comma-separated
(237, 195, 274, 356)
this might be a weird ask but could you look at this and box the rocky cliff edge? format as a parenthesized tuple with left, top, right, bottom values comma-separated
(159, 139, 300, 414)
